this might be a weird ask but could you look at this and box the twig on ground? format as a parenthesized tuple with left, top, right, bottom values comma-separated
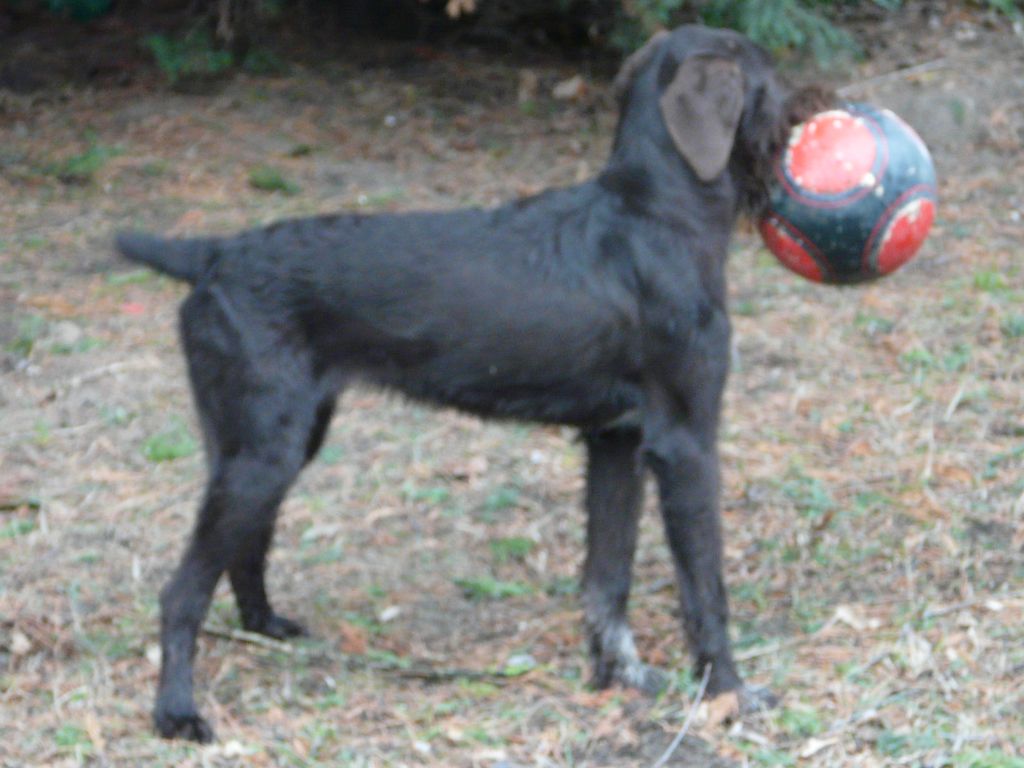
(923, 590, 1024, 619)
(388, 665, 511, 683)
(650, 663, 712, 768)
(203, 625, 298, 653)
(203, 624, 514, 682)
(0, 420, 105, 445)
(735, 626, 900, 661)
(60, 358, 161, 393)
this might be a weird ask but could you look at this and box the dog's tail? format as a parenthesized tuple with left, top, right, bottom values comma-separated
(115, 231, 218, 285)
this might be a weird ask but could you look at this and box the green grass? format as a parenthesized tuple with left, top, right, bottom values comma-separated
(46, 143, 120, 184)
(484, 487, 520, 512)
(8, 314, 47, 357)
(1, 519, 36, 539)
(778, 705, 824, 738)
(973, 269, 1009, 293)
(249, 165, 300, 194)
(53, 723, 91, 751)
(403, 483, 451, 506)
(106, 268, 159, 287)
(454, 577, 533, 600)
(489, 537, 534, 563)
(142, 418, 198, 462)
(953, 750, 1024, 768)
(780, 470, 834, 520)
(1001, 314, 1024, 339)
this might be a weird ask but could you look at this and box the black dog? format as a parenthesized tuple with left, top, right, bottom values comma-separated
(117, 25, 829, 742)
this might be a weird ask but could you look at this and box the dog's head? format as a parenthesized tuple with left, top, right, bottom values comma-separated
(611, 25, 832, 213)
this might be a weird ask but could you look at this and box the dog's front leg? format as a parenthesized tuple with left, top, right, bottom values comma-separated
(581, 428, 668, 695)
(643, 414, 740, 693)
(642, 377, 777, 712)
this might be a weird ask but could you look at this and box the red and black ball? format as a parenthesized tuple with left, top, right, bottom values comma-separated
(759, 103, 937, 285)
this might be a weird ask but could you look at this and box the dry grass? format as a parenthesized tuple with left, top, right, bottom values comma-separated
(2, 9, 1023, 767)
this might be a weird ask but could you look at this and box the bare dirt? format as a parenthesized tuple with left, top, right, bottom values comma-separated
(1, 5, 1023, 767)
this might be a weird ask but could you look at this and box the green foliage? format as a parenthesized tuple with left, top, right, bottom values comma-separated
(612, 0, 878, 62)
(700, 0, 859, 61)
(48, 0, 110, 21)
(243, 48, 290, 76)
(143, 30, 233, 85)
(609, 0, 686, 51)
(983, 0, 1023, 18)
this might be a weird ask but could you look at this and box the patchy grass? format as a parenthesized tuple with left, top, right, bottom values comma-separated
(1, 9, 1023, 768)
(142, 418, 199, 462)
(45, 142, 121, 184)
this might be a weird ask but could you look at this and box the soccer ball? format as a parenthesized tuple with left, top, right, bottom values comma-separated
(758, 103, 937, 285)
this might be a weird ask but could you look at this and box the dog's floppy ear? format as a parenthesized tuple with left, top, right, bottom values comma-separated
(659, 55, 745, 182)
(612, 30, 670, 100)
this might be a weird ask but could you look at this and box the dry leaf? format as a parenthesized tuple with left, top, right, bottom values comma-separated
(339, 621, 368, 655)
(518, 70, 539, 104)
(703, 690, 740, 729)
(552, 75, 587, 100)
(10, 630, 31, 656)
(24, 294, 79, 318)
(800, 736, 839, 758)
(84, 712, 106, 755)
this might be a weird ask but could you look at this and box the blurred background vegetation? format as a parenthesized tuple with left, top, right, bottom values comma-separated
(2, 0, 1022, 85)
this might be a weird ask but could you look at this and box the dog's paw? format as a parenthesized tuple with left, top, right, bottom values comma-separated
(154, 708, 215, 743)
(617, 661, 671, 696)
(591, 657, 670, 697)
(244, 612, 307, 640)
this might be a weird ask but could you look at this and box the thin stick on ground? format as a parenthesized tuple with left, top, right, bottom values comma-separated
(650, 663, 712, 768)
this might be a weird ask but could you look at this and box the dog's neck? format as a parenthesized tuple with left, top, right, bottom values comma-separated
(599, 137, 742, 243)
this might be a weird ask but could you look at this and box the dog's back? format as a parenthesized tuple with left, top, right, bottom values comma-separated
(118, 185, 647, 427)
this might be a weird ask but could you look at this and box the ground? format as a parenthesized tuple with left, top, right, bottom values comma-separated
(1, 5, 1023, 767)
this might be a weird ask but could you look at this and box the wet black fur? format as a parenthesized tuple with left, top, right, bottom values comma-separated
(116, 26, 829, 742)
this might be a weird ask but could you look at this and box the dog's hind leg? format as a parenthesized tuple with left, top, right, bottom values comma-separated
(154, 288, 331, 742)
(581, 428, 668, 695)
(228, 395, 337, 639)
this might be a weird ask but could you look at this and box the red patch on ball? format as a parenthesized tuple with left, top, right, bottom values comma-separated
(759, 103, 937, 285)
